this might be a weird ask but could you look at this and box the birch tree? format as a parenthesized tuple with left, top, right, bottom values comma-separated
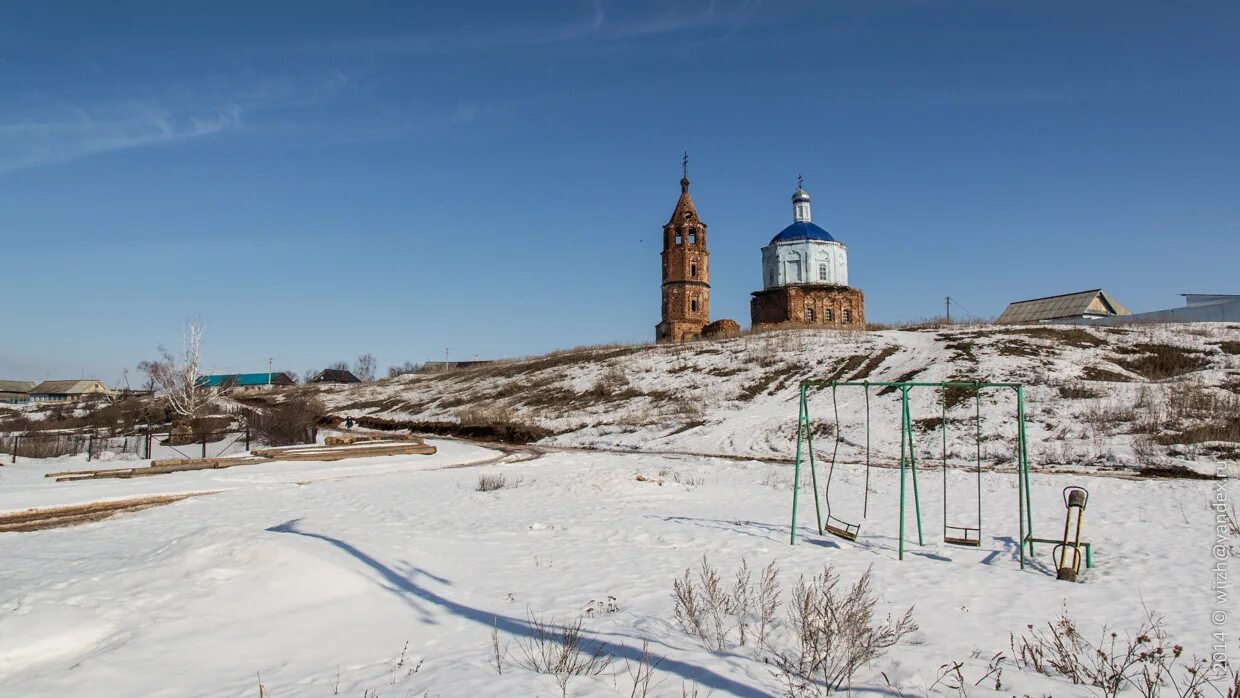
(140, 321, 221, 420)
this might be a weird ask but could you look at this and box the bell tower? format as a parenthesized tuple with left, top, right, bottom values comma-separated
(656, 153, 710, 343)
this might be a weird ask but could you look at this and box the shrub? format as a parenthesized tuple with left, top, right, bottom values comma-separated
(515, 613, 612, 697)
(476, 473, 520, 492)
(246, 396, 322, 446)
(1010, 610, 1227, 698)
(767, 565, 917, 695)
(672, 556, 780, 652)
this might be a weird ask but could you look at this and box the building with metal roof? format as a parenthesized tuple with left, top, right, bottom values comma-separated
(29, 379, 112, 402)
(0, 380, 35, 404)
(996, 289, 1132, 324)
(1057, 293, 1240, 325)
(195, 372, 297, 390)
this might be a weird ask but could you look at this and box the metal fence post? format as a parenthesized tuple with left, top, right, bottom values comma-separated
(10, 435, 17, 464)
(201, 434, 207, 459)
(87, 433, 94, 462)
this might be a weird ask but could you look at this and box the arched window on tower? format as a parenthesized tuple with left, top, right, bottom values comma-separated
(688, 229, 697, 244)
(674, 230, 683, 245)
(690, 297, 699, 313)
(690, 262, 698, 278)
(819, 264, 828, 281)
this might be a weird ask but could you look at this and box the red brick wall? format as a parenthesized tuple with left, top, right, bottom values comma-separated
(750, 286, 865, 329)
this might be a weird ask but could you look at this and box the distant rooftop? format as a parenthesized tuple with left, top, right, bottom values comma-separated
(996, 289, 1131, 324)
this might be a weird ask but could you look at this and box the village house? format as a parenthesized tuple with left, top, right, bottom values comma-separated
(310, 369, 361, 384)
(195, 372, 297, 391)
(0, 380, 35, 404)
(28, 379, 113, 402)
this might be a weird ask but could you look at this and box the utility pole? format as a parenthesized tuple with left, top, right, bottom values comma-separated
(945, 297, 952, 324)
(268, 357, 272, 387)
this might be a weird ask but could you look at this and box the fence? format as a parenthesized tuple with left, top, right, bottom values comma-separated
(1, 429, 259, 464)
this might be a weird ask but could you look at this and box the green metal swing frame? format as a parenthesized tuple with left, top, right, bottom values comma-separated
(789, 380, 1037, 569)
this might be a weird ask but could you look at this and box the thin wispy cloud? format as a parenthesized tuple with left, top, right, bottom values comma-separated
(0, 104, 240, 174)
(318, 0, 759, 56)
(0, 71, 352, 175)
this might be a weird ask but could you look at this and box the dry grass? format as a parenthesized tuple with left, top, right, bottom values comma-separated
(1113, 344, 1210, 381)
(514, 613, 613, 697)
(768, 565, 918, 695)
(1004, 326, 1105, 348)
(822, 355, 868, 383)
(1058, 384, 1102, 400)
(476, 472, 521, 492)
(1081, 365, 1134, 382)
(1214, 341, 1240, 355)
(1010, 610, 1227, 697)
(850, 346, 899, 381)
(672, 555, 780, 652)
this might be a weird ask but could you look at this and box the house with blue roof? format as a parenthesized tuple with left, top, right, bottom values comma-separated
(750, 178, 866, 329)
(195, 372, 297, 391)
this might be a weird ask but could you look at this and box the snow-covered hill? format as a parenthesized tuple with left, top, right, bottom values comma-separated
(316, 323, 1240, 476)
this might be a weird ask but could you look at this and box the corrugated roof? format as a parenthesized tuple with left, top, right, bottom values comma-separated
(996, 289, 1131, 324)
(30, 379, 107, 395)
(0, 380, 35, 393)
(196, 372, 295, 387)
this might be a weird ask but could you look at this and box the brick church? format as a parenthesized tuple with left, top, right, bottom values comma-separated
(655, 172, 712, 343)
(656, 169, 863, 343)
(749, 179, 865, 329)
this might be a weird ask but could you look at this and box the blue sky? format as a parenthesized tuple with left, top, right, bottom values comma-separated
(2, 1, 1238, 383)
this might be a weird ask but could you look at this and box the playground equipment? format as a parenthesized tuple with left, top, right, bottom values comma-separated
(1052, 486, 1090, 581)
(789, 380, 1037, 569)
(819, 383, 868, 541)
(941, 387, 983, 547)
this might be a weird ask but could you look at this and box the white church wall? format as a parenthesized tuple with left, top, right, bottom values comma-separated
(762, 240, 848, 288)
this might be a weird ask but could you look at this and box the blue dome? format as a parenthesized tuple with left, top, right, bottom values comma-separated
(769, 222, 836, 244)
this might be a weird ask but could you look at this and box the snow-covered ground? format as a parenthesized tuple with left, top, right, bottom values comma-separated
(315, 324, 1240, 477)
(0, 440, 1232, 697)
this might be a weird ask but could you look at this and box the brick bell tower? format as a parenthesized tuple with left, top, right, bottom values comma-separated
(656, 153, 710, 343)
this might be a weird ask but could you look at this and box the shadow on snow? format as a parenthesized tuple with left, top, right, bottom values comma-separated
(267, 518, 773, 697)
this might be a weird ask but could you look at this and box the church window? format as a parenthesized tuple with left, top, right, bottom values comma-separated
(690, 298, 698, 312)
(675, 231, 682, 245)
(690, 262, 698, 278)
(825, 308, 833, 322)
(843, 309, 852, 324)
(805, 306, 815, 322)
(819, 264, 827, 281)
(689, 229, 697, 244)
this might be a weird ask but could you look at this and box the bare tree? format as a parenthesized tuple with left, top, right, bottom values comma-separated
(354, 353, 377, 382)
(327, 360, 350, 371)
(142, 321, 221, 421)
(387, 361, 422, 378)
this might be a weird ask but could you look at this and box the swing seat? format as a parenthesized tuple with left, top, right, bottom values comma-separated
(944, 525, 980, 547)
(824, 515, 860, 542)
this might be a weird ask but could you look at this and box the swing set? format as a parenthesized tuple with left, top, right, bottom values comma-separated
(789, 380, 1041, 569)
